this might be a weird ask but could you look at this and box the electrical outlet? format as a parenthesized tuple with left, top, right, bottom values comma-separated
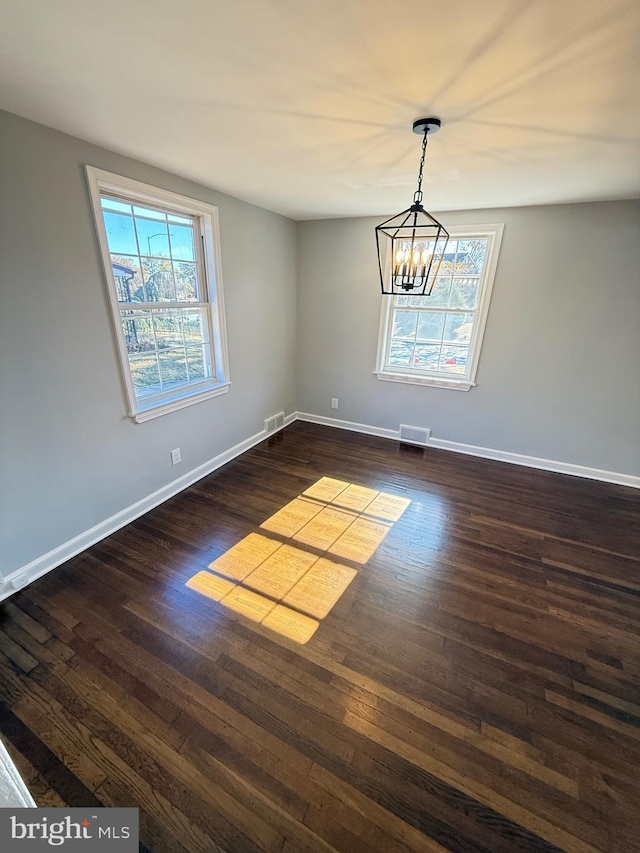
(171, 448, 181, 466)
(331, 398, 339, 409)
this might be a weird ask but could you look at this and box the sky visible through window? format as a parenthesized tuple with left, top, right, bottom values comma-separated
(100, 196, 212, 400)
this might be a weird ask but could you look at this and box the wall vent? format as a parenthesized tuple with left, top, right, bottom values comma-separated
(399, 424, 431, 447)
(264, 411, 285, 435)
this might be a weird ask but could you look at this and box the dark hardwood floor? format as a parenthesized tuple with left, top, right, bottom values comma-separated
(1, 421, 639, 853)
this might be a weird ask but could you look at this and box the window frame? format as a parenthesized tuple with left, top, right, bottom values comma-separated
(374, 223, 504, 391)
(86, 166, 230, 422)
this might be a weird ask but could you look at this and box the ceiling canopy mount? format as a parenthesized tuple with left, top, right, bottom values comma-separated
(412, 117, 441, 136)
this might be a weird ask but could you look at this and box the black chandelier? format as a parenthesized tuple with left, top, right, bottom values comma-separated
(376, 117, 449, 295)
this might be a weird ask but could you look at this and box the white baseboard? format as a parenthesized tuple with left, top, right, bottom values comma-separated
(294, 411, 640, 489)
(295, 411, 399, 440)
(1, 412, 295, 603)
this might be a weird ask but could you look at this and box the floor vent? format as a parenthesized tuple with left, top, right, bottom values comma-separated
(399, 424, 431, 446)
(265, 411, 285, 435)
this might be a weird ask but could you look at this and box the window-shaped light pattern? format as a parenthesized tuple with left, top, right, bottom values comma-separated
(376, 206, 449, 295)
(185, 477, 411, 644)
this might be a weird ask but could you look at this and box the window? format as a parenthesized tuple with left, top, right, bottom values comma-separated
(86, 167, 230, 421)
(375, 224, 503, 391)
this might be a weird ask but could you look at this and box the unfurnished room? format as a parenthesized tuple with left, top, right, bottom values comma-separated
(0, 1, 639, 851)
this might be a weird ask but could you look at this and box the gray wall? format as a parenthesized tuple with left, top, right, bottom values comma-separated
(0, 110, 298, 575)
(297, 201, 640, 476)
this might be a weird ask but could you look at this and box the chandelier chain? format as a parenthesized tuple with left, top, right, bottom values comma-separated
(413, 129, 429, 205)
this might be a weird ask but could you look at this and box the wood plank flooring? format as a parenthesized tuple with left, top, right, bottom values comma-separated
(1, 421, 639, 852)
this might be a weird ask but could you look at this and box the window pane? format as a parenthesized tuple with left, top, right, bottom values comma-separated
(183, 309, 208, 344)
(456, 239, 486, 274)
(392, 310, 418, 339)
(443, 313, 474, 343)
(136, 216, 170, 258)
(129, 352, 161, 397)
(173, 261, 198, 301)
(186, 345, 207, 381)
(158, 348, 188, 388)
(121, 313, 154, 354)
(132, 205, 165, 221)
(169, 223, 196, 261)
(388, 340, 413, 366)
(102, 211, 138, 255)
(153, 310, 184, 349)
(101, 198, 131, 214)
(417, 312, 445, 341)
(426, 277, 451, 307)
(438, 345, 469, 374)
(449, 277, 479, 309)
(111, 255, 144, 303)
(413, 344, 441, 369)
(141, 258, 176, 302)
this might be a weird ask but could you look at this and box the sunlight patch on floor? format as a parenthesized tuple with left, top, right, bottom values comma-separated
(293, 505, 357, 551)
(282, 558, 357, 619)
(187, 570, 321, 643)
(185, 476, 410, 643)
(260, 497, 323, 538)
(244, 544, 317, 598)
(208, 532, 281, 581)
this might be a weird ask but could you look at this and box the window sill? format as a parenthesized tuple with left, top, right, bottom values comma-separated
(132, 382, 231, 423)
(373, 371, 474, 391)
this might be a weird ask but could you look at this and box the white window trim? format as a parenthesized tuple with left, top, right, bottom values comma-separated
(86, 166, 231, 422)
(374, 223, 504, 391)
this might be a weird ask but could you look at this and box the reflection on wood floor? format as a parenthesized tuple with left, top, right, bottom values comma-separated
(0, 421, 639, 852)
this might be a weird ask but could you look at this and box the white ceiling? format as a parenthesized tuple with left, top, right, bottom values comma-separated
(1, 0, 639, 219)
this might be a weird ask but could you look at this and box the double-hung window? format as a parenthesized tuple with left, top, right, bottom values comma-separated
(86, 167, 230, 422)
(375, 224, 503, 391)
